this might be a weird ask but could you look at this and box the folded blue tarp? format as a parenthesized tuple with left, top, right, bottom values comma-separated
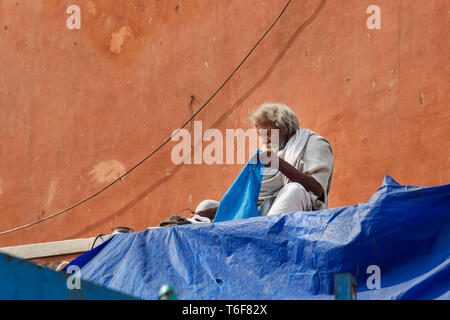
(66, 175, 450, 300)
(213, 150, 264, 222)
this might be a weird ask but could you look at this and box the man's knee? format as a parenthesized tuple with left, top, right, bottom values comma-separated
(281, 182, 308, 195)
(195, 199, 219, 213)
(278, 182, 312, 211)
(267, 182, 312, 216)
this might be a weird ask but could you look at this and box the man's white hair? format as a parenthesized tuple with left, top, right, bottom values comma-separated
(249, 102, 299, 141)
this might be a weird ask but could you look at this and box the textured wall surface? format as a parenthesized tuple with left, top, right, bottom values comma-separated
(0, 0, 448, 246)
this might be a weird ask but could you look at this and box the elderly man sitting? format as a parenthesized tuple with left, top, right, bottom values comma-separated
(194, 102, 334, 221)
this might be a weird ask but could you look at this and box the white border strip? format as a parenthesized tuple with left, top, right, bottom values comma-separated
(0, 236, 110, 259)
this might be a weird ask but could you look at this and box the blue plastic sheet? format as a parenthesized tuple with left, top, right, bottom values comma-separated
(213, 150, 264, 222)
(0, 250, 135, 300)
(66, 175, 450, 300)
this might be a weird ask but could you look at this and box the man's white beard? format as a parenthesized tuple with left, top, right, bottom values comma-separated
(262, 142, 280, 154)
(261, 137, 286, 154)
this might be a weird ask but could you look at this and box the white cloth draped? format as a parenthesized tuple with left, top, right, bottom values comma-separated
(258, 128, 334, 211)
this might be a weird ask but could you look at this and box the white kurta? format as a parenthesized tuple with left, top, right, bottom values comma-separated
(258, 128, 334, 212)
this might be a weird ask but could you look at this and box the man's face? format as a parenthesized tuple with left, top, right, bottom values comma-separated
(255, 122, 279, 149)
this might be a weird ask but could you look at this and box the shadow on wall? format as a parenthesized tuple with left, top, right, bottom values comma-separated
(212, 0, 327, 128)
(66, 0, 328, 239)
(66, 163, 185, 239)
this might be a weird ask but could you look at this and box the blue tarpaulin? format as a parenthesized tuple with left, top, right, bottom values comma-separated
(66, 175, 450, 300)
(213, 150, 264, 222)
(0, 251, 136, 300)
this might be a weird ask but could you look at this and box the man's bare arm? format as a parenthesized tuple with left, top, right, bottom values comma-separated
(260, 152, 323, 199)
(278, 157, 323, 198)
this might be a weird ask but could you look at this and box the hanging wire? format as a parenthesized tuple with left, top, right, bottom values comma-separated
(0, 0, 292, 236)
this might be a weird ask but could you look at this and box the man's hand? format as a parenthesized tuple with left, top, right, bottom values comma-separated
(258, 150, 274, 167)
(258, 150, 323, 199)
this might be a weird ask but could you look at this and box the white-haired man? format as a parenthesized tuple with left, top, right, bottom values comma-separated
(194, 102, 334, 220)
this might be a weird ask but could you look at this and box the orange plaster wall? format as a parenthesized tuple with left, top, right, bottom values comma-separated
(0, 0, 448, 246)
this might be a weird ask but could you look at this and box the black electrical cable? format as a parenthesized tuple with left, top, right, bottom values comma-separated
(0, 0, 292, 236)
(91, 233, 106, 250)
